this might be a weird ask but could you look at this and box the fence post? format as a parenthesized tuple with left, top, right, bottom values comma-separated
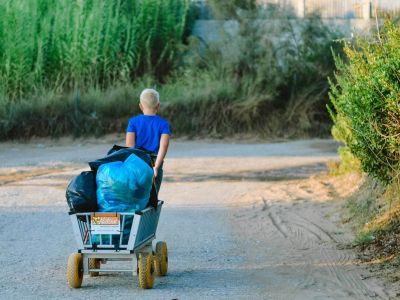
(363, 0, 371, 19)
(297, 0, 306, 18)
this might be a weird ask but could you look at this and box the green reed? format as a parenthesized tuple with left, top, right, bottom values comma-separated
(0, 0, 190, 99)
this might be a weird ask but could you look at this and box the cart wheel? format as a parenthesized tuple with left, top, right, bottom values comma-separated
(138, 253, 154, 289)
(67, 253, 83, 288)
(89, 258, 100, 277)
(155, 241, 168, 276)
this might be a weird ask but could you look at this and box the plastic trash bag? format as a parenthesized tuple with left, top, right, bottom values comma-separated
(89, 145, 159, 208)
(66, 171, 97, 213)
(96, 154, 153, 212)
(89, 147, 152, 171)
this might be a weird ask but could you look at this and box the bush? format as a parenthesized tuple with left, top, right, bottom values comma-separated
(329, 21, 400, 185)
(172, 6, 342, 136)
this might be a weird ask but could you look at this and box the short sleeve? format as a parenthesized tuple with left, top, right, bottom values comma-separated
(126, 118, 136, 133)
(161, 121, 171, 135)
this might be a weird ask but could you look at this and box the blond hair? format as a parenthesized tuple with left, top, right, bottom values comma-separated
(140, 88, 160, 109)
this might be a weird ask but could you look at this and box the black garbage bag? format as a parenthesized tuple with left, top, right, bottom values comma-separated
(88, 146, 152, 171)
(66, 171, 98, 213)
(106, 144, 128, 155)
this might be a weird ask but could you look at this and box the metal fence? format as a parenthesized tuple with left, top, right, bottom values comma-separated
(193, 0, 400, 19)
(371, 1, 400, 18)
(302, 0, 400, 19)
(304, 0, 364, 18)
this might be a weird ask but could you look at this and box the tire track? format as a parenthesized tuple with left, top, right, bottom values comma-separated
(264, 201, 386, 299)
(267, 211, 288, 239)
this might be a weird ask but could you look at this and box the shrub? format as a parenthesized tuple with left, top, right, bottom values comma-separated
(173, 6, 342, 136)
(329, 21, 400, 185)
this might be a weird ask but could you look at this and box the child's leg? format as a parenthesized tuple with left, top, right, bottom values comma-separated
(155, 162, 163, 193)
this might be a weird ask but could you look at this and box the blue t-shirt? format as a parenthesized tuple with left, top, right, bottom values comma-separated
(126, 115, 170, 154)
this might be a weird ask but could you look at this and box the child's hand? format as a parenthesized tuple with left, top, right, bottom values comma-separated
(153, 167, 158, 178)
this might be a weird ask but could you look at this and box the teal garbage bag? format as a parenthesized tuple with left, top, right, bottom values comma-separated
(96, 153, 153, 212)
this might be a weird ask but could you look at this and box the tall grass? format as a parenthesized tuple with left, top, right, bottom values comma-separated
(0, 0, 191, 99)
(0, 1, 342, 139)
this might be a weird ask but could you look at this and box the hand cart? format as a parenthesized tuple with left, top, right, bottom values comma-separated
(66, 200, 168, 289)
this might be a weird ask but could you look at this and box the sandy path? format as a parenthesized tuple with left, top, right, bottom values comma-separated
(0, 139, 393, 299)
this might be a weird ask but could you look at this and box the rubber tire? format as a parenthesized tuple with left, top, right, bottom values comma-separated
(155, 241, 168, 276)
(138, 253, 154, 289)
(67, 253, 83, 288)
(89, 258, 100, 277)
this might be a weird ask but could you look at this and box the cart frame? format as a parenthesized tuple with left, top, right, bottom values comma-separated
(69, 200, 163, 276)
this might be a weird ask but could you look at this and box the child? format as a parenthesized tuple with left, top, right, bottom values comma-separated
(126, 88, 170, 192)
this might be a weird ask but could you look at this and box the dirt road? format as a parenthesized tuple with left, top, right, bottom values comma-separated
(0, 138, 393, 299)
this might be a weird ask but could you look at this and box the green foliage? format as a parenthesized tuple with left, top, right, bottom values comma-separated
(354, 231, 376, 245)
(0, 2, 341, 139)
(0, 0, 191, 99)
(207, 0, 257, 19)
(172, 8, 342, 136)
(329, 21, 400, 184)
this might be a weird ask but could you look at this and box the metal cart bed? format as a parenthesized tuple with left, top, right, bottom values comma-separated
(66, 200, 168, 289)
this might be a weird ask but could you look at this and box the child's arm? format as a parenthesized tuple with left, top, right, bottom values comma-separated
(154, 134, 170, 177)
(126, 132, 136, 148)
